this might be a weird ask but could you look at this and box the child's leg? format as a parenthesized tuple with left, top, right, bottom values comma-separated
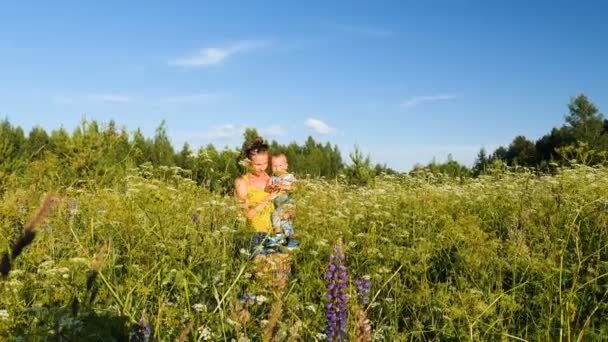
(282, 219, 299, 249)
(272, 209, 283, 234)
(281, 219, 294, 237)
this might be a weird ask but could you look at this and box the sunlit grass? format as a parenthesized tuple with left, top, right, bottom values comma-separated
(1, 164, 608, 340)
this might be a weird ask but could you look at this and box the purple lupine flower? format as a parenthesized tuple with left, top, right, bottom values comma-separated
(355, 276, 371, 306)
(239, 293, 257, 306)
(141, 316, 151, 342)
(325, 239, 348, 341)
(129, 316, 152, 342)
(131, 315, 151, 342)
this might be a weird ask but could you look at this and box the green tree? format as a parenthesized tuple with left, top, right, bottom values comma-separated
(131, 128, 151, 165)
(24, 126, 50, 160)
(0, 119, 26, 173)
(151, 121, 175, 166)
(506, 135, 537, 166)
(411, 154, 471, 179)
(535, 126, 575, 164)
(473, 148, 488, 176)
(344, 146, 374, 186)
(565, 94, 606, 148)
(176, 142, 195, 171)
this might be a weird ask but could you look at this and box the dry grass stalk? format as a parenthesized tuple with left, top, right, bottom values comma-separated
(262, 300, 283, 342)
(354, 304, 373, 342)
(176, 320, 194, 342)
(1, 192, 59, 277)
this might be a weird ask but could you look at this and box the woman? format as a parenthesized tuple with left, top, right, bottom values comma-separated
(235, 137, 291, 291)
(235, 137, 280, 255)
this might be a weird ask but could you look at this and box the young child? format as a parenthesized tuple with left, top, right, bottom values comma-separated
(266, 153, 299, 250)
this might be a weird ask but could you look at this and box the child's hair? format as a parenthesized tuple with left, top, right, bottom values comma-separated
(271, 152, 287, 161)
(244, 137, 269, 159)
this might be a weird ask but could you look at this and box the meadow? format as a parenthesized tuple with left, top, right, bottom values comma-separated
(1, 163, 608, 341)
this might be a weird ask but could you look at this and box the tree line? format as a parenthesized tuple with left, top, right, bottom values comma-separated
(0, 119, 394, 192)
(412, 94, 607, 177)
(1, 94, 605, 191)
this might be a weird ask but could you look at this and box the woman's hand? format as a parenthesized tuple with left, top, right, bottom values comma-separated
(246, 190, 280, 219)
(267, 189, 281, 200)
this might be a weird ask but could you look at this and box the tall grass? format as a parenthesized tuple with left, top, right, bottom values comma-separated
(1, 164, 607, 340)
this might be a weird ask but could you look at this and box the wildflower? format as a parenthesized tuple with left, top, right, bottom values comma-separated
(8, 269, 24, 277)
(193, 303, 207, 312)
(239, 293, 257, 306)
(316, 239, 329, 247)
(70, 199, 77, 217)
(289, 320, 304, 339)
(0, 309, 8, 320)
(237, 335, 251, 342)
(354, 307, 373, 342)
(355, 276, 371, 306)
(354, 276, 373, 341)
(255, 295, 268, 304)
(325, 239, 348, 341)
(130, 316, 151, 342)
(68, 257, 88, 265)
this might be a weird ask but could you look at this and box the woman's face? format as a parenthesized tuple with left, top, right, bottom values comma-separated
(249, 153, 269, 175)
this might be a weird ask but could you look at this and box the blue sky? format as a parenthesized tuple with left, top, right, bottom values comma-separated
(1, 0, 607, 171)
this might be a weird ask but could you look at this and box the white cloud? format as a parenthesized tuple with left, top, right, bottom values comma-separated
(169, 40, 268, 67)
(204, 124, 286, 140)
(401, 94, 461, 109)
(337, 25, 393, 38)
(161, 93, 226, 104)
(205, 124, 245, 139)
(87, 94, 133, 103)
(304, 118, 333, 134)
(260, 125, 286, 137)
(175, 124, 286, 148)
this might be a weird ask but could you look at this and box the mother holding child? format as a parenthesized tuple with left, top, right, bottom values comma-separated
(234, 137, 299, 288)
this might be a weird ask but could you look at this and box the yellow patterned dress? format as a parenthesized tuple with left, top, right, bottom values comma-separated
(242, 175, 276, 256)
(243, 174, 274, 232)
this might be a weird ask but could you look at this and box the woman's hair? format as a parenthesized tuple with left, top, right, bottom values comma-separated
(244, 137, 269, 159)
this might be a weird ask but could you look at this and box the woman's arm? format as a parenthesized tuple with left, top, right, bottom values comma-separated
(236, 177, 278, 220)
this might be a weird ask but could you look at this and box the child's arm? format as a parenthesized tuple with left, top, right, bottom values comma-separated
(265, 177, 283, 193)
(280, 174, 296, 191)
(263, 177, 274, 193)
(280, 183, 294, 191)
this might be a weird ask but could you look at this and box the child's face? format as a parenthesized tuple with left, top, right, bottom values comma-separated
(271, 156, 288, 174)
